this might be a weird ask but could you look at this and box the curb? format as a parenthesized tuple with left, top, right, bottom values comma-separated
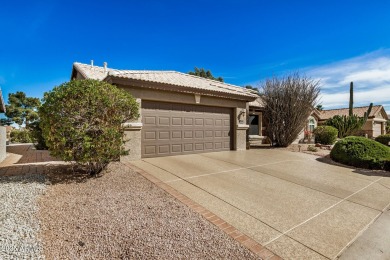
(125, 162, 283, 260)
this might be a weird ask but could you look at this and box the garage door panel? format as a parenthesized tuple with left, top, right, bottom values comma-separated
(214, 130, 222, 137)
(214, 142, 222, 149)
(184, 118, 193, 125)
(158, 117, 170, 126)
(195, 118, 204, 126)
(159, 131, 170, 140)
(195, 143, 204, 150)
(144, 116, 156, 125)
(171, 131, 182, 139)
(205, 142, 214, 150)
(144, 131, 156, 140)
(172, 117, 182, 126)
(204, 119, 213, 126)
(171, 144, 182, 153)
(142, 101, 232, 158)
(183, 131, 193, 138)
(144, 145, 157, 156)
(195, 130, 204, 138)
(205, 130, 213, 138)
(158, 145, 170, 154)
(184, 143, 194, 152)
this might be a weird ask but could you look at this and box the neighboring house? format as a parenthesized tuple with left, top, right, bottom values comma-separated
(248, 96, 319, 145)
(0, 88, 6, 162)
(318, 106, 388, 138)
(71, 62, 257, 160)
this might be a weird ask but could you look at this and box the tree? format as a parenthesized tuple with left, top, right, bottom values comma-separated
(244, 85, 260, 93)
(39, 79, 139, 175)
(0, 118, 13, 126)
(261, 73, 320, 147)
(386, 119, 390, 134)
(315, 104, 324, 111)
(5, 91, 40, 127)
(188, 67, 224, 82)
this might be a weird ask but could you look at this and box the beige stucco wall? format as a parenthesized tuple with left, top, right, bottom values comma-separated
(0, 126, 6, 163)
(116, 85, 249, 160)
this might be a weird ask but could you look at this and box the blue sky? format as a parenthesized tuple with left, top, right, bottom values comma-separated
(1, 0, 390, 112)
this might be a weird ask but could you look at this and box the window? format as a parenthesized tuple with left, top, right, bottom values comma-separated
(308, 118, 316, 132)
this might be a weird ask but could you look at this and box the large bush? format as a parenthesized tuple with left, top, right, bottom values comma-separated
(330, 136, 390, 170)
(375, 134, 390, 146)
(28, 120, 48, 150)
(262, 73, 320, 147)
(313, 126, 338, 145)
(10, 129, 32, 143)
(40, 79, 139, 174)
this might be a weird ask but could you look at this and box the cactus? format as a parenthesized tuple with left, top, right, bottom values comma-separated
(362, 103, 373, 125)
(326, 82, 374, 138)
(349, 82, 354, 116)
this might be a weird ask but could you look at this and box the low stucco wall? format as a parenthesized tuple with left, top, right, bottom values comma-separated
(0, 126, 6, 162)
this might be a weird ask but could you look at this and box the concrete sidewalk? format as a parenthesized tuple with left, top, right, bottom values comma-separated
(132, 149, 390, 259)
(339, 208, 390, 260)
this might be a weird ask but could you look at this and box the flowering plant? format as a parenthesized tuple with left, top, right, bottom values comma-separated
(304, 130, 312, 139)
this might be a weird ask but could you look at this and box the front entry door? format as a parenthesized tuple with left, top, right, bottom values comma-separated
(249, 115, 259, 135)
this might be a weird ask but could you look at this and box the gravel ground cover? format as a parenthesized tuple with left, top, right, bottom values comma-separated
(0, 174, 47, 259)
(38, 162, 260, 259)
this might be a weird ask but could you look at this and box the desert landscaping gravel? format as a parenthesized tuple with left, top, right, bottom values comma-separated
(38, 162, 260, 259)
(0, 174, 46, 259)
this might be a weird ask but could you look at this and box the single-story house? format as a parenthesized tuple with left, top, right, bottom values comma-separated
(248, 96, 320, 145)
(71, 62, 258, 160)
(318, 106, 388, 138)
(0, 88, 6, 162)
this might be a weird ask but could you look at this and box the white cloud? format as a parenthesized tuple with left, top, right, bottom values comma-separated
(305, 49, 390, 113)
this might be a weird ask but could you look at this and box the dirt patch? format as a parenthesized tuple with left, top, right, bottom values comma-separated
(285, 143, 331, 157)
(38, 162, 260, 259)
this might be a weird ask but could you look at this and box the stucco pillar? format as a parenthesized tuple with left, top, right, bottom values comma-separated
(235, 107, 249, 150)
(120, 98, 142, 162)
(0, 126, 6, 163)
(121, 123, 142, 162)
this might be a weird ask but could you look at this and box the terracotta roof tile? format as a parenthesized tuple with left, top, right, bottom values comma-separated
(319, 105, 382, 120)
(73, 62, 257, 99)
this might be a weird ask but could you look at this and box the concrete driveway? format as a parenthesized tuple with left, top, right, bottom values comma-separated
(132, 149, 390, 259)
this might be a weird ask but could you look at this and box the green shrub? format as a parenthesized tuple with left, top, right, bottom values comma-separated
(330, 136, 390, 170)
(375, 134, 390, 146)
(39, 79, 139, 174)
(307, 145, 318, 152)
(10, 129, 32, 143)
(28, 120, 48, 150)
(313, 126, 338, 145)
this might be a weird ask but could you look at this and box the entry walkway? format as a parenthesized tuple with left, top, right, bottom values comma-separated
(0, 144, 62, 176)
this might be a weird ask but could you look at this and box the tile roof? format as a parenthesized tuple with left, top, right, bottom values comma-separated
(72, 62, 257, 99)
(319, 105, 384, 120)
